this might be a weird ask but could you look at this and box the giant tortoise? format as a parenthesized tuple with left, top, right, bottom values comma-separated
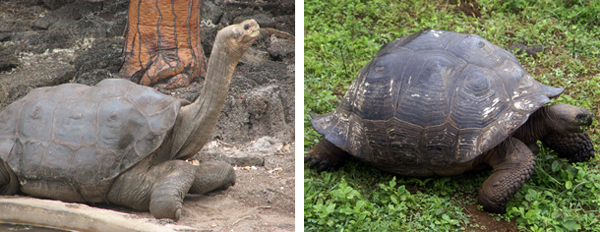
(306, 30, 594, 213)
(0, 20, 260, 221)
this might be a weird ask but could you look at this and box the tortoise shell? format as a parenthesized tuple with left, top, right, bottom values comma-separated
(0, 79, 181, 201)
(311, 30, 563, 176)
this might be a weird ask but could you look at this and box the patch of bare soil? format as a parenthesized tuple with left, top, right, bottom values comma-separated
(464, 204, 519, 232)
(451, 0, 481, 17)
(112, 141, 296, 231)
(185, 144, 294, 231)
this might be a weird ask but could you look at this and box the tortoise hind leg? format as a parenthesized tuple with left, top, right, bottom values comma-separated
(477, 137, 536, 213)
(306, 139, 350, 172)
(0, 160, 18, 195)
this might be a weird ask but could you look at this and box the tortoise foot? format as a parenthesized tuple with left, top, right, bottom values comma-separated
(478, 137, 536, 214)
(306, 139, 349, 172)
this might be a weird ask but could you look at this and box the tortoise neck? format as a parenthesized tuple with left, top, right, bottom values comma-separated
(199, 42, 237, 103)
(513, 106, 551, 144)
(170, 39, 241, 159)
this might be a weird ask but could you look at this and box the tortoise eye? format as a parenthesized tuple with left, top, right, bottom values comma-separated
(244, 24, 250, 30)
(576, 114, 589, 121)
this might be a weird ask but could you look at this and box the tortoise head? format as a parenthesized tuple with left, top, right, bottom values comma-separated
(546, 104, 593, 133)
(215, 19, 260, 61)
(541, 104, 594, 163)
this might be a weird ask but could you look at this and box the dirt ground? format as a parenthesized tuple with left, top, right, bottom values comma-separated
(0, 0, 295, 231)
(464, 204, 518, 232)
(98, 140, 295, 231)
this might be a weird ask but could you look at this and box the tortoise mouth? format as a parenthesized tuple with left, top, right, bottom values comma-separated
(248, 25, 260, 37)
(577, 113, 593, 127)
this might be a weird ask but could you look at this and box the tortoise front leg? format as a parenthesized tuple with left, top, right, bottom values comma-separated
(108, 160, 234, 221)
(108, 160, 196, 221)
(0, 159, 18, 195)
(542, 132, 594, 163)
(147, 160, 197, 220)
(119, 0, 206, 89)
(149, 161, 235, 220)
(477, 137, 536, 213)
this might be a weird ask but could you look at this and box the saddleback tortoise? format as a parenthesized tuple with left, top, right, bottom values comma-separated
(0, 20, 260, 221)
(307, 30, 594, 213)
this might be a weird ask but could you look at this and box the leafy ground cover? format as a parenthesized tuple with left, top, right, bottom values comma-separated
(304, 0, 600, 231)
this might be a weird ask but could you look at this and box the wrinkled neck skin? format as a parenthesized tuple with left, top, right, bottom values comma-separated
(512, 106, 554, 147)
(471, 107, 553, 170)
(165, 36, 245, 160)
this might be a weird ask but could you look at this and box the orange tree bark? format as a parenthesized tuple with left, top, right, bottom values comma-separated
(120, 0, 206, 89)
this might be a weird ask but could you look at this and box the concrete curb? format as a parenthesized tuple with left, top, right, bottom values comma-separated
(0, 196, 200, 232)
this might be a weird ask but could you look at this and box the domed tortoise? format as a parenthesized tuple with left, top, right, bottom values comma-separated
(307, 30, 594, 213)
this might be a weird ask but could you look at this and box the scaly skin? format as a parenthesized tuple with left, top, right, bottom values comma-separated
(475, 137, 536, 213)
(542, 132, 594, 163)
(119, 0, 206, 89)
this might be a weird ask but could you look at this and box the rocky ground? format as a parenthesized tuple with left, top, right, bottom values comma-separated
(0, 0, 295, 231)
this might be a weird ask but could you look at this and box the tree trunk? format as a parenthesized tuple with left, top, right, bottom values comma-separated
(119, 0, 206, 89)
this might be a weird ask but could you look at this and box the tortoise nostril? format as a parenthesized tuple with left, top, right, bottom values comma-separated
(576, 113, 593, 126)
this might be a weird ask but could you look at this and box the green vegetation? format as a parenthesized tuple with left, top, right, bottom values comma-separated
(304, 0, 600, 231)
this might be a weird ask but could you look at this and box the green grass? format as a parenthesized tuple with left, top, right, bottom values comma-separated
(304, 0, 600, 231)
